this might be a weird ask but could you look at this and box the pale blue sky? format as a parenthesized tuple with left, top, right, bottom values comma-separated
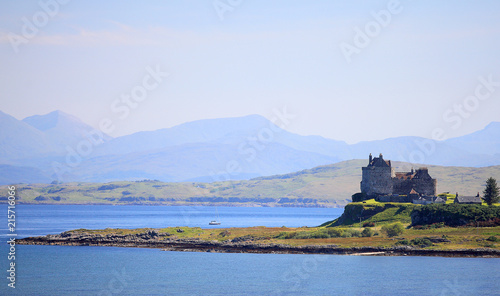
(1, 0, 499, 143)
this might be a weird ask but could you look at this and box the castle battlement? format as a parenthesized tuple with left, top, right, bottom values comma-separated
(360, 153, 437, 197)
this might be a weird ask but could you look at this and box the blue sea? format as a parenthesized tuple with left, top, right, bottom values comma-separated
(1, 205, 499, 295)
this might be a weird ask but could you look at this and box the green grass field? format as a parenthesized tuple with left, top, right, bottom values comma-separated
(67, 224, 500, 251)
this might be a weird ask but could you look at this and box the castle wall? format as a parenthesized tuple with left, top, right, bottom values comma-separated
(392, 178, 437, 196)
(361, 166, 394, 196)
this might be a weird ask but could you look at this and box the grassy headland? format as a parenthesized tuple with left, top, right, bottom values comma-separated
(17, 224, 500, 257)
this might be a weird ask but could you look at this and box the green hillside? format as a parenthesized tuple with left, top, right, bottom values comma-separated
(2, 160, 500, 207)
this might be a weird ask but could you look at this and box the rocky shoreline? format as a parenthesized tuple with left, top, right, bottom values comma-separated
(16, 230, 500, 258)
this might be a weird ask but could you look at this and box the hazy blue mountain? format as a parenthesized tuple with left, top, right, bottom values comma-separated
(92, 114, 350, 158)
(444, 122, 500, 156)
(65, 141, 338, 182)
(91, 115, 271, 156)
(348, 121, 500, 167)
(1, 110, 500, 184)
(0, 164, 52, 185)
(348, 136, 495, 167)
(23, 110, 112, 151)
(0, 111, 55, 163)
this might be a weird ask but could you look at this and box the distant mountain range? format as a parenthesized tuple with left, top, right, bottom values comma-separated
(1, 110, 499, 185)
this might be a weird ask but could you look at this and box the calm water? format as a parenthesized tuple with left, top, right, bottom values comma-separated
(0, 205, 343, 239)
(0, 205, 499, 295)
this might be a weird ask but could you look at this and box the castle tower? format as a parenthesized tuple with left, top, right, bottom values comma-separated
(360, 153, 394, 197)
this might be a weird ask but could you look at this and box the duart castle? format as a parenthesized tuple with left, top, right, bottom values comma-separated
(360, 154, 437, 202)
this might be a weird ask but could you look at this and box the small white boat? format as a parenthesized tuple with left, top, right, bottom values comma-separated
(209, 207, 221, 225)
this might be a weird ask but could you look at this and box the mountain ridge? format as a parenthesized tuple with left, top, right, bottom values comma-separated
(23, 110, 112, 151)
(1, 110, 500, 184)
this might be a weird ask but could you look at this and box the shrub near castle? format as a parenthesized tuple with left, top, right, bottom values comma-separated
(381, 222, 405, 237)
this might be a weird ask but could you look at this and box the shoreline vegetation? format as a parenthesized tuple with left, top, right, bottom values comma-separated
(17, 225, 500, 258)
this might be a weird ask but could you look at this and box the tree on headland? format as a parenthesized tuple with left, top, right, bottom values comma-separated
(361, 227, 373, 237)
(381, 222, 404, 237)
(483, 177, 500, 206)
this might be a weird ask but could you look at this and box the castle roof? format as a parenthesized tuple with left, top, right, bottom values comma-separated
(369, 156, 391, 168)
(413, 168, 432, 179)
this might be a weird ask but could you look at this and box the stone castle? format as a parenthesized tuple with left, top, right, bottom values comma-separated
(360, 153, 437, 199)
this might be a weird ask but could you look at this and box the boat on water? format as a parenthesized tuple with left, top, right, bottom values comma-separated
(209, 207, 221, 225)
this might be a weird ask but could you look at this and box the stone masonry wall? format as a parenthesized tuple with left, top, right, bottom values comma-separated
(361, 166, 394, 196)
(392, 178, 437, 196)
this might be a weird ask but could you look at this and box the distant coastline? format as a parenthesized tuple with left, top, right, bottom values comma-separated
(1, 201, 337, 208)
